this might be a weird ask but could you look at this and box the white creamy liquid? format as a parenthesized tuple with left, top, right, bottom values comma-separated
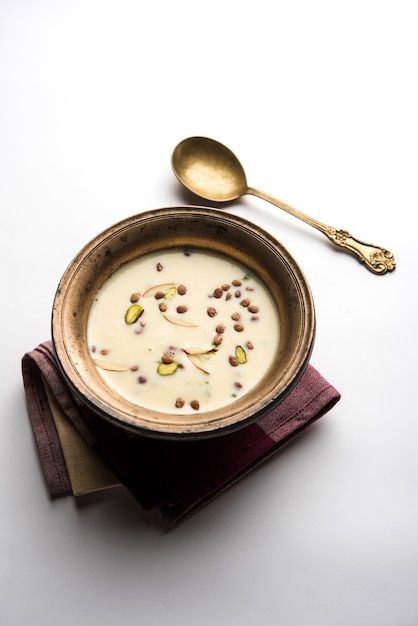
(87, 248, 280, 414)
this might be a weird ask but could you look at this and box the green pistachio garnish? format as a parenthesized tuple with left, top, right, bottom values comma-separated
(157, 362, 178, 376)
(125, 304, 144, 324)
(235, 345, 247, 364)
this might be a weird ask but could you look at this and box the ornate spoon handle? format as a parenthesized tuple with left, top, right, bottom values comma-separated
(247, 187, 396, 275)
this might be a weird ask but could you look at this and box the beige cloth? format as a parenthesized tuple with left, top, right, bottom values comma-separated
(43, 378, 120, 495)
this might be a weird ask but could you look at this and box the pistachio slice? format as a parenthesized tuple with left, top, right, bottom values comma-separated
(157, 361, 178, 376)
(94, 359, 129, 372)
(163, 313, 197, 327)
(164, 286, 177, 300)
(125, 304, 144, 324)
(142, 283, 176, 298)
(235, 345, 247, 364)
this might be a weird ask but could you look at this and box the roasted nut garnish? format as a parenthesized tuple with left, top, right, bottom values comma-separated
(240, 298, 250, 307)
(158, 302, 167, 312)
(246, 340, 254, 350)
(161, 352, 174, 364)
(234, 290, 241, 298)
(130, 292, 140, 303)
(235, 345, 247, 364)
(156, 262, 163, 271)
(231, 312, 241, 321)
(207, 306, 217, 317)
(190, 399, 200, 410)
(177, 284, 187, 295)
(233, 322, 244, 332)
(248, 305, 259, 313)
(125, 304, 144, 324)
(175, 397, 185, 408)
(228, 356, 239, 367)
(222, 283, 230, 291)
(155, 291, 165, 299)
(213, 288, 223, 298)
(232, 279, 241, 286)
(157, 362, 178, 376)
(215, 323, 225, 334)
(213, 334, 223, 346)
(176, 305, 188, 314)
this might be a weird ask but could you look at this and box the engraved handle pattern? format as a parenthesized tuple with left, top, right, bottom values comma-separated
(247, 187, 396, 275)
(324, 228, 396, 275)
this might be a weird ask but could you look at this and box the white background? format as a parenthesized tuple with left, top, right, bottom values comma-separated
(1, 1, 417, 625)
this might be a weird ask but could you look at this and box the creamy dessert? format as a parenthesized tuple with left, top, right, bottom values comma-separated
(87, 247, 280, 414)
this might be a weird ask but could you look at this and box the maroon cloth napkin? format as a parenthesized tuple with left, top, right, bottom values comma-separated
(22, 341, 340, 526)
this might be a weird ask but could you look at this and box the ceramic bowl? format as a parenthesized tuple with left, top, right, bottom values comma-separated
(52, 206, 315, 439)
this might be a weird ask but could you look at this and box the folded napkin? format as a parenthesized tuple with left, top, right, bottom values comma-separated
(21, 341, 340, 527)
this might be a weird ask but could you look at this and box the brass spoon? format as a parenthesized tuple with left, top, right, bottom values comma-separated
(172, 136, 395, 275)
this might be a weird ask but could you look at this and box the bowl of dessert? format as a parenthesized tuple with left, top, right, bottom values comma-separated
(52, 206, 315, 439)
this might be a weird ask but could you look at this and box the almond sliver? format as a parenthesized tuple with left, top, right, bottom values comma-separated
(163, 313, 197, 327)
(94, 359, 129, 372)
(142, 283, 176, 297)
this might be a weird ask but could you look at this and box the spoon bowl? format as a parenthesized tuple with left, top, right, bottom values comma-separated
(172, 136, 396, 275)
(172, 136, 248, 202)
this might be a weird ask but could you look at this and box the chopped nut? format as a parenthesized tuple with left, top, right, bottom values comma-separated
(138, 376, 147, 384)
(235, 345, 247, 364)
(143, 283, 176, 297)
(155, 291, 165, 299)
(94, 359, 128, 372)
(213, 334, 223, 346)
(222, 283, 230, 291)
(157, 362, 178, 376)
(176, 305, 188, 314)
(184, 352, 211, 374)
(161, 352, 174, 364)
(213, 288, 223, 298)
(130, 292, 140, 303)
(190, 399, 200, 410)
(234, 323, 244, 332)
(240, 298, 251, 307)
(234, 381, 243, 389)
(232, 279, 241, 286)
(100, 349, 109, 355)
(125, 304, 144, 324)
(163, 313, 197, 327)
(246, 340, 254, 350)
(231, 312, 241, 321)
(229, 356, 239, 367)
(156, 262, 163, 271)
(164, 287, 177, 300)
(215, 323, 225, 334)
(235, 290, 241, 298)
(158, 302, 167, 312)
(130, 365, 139, 371)
(248, 305, 259, 313)
(207, 306, 217, 317)
(175, 397, 185, 408)
(225, 292, 232, 301)
(177, 284, 187, 295)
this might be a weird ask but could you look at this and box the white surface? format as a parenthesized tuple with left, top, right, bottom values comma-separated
(1, 2, 416, 625)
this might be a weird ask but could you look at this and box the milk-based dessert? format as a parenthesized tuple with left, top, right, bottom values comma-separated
(87, 248, 280, 414)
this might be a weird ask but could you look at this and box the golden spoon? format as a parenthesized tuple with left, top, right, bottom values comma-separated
(171, 136, 395, 275)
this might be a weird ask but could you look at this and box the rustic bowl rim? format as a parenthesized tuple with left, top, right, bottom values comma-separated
(52, 206, 315, 440)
